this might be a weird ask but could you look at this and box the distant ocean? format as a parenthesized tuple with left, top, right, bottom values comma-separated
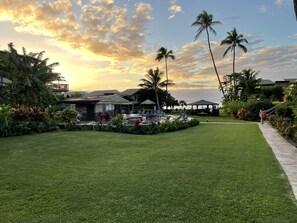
(170, 89, 223, 106)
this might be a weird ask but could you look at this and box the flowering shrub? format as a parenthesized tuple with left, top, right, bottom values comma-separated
(268, 115, 296, 144)
(223, 99, 273, 120)
(66, 118, 200, 135)
(237, 108, 247, 120)
(0, 104, 57, 137)
(96, 112, 111, 125)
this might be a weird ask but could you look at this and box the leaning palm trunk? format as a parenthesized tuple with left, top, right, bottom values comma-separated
(206, 29, 225, 96)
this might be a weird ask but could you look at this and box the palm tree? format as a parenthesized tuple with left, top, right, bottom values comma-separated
(192, 10, 225, 96)
(138, 67, 174, 110)
(239, 68, 260, 100)
(221, 28, 248, 74)
(155, 47, 175, 95)
(0, 43, 62, 107)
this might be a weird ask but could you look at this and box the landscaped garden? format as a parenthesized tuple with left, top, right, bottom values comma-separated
(1, 124, 297, 222)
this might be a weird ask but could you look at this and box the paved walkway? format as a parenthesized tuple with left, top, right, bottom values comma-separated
(200, 121, 255, 124)
(258, 123, 297, 199)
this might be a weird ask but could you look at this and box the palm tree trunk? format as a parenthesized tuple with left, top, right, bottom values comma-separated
(165, 58, 168, 93)
(206, 29, 225, 96)
(165, 58, 168, 109)
(233, 47, 235, 74)
(155, 90, 160, 110)
(233, 48, 236, 95)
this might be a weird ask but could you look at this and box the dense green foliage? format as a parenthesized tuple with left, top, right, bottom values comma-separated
(137, 88, 178, 109)
(138, 68, 174, 110)
(0, 104, 79, 137)
(0, 43, 62, 108)
(261, 85, 284, 101)
(60, 107, 79, 124)
(268, 82, 297, 143)
(268, 115, 297, 143)
(0, 104, 57, 137)
(1, 125, 297, 222)
(67, 115, 200, 135)
(223, 99, 273, 120)
(223, 69, 261, 101)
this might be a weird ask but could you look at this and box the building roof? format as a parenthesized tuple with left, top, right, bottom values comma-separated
(141, 99, 155, 105)
(283, 78, 297, 82)
(62, 93, 133, 105)
(121, 88, 141, 96)
(259, 79, 275, 86)
(188, 100, 219, 106)
(83, 90, 119, 97)
(96, 94, 133, 105)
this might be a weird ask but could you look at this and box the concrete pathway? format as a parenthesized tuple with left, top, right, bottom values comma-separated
(258, 123, 297, 199)
(200, 121, 256, 124)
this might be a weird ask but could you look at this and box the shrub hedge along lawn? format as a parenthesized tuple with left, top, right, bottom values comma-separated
(1, 124, 297, 222)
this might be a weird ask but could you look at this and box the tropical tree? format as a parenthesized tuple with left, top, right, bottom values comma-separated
(221, 28, 248, 74)
(179, 100, 187, 109)
(0, 43, 62, 107)
(222, 72, 242, 101)
(155, 47, 175, 96)
(192, 10, 225, 96)
(138, 67, 174, 110)
(239, 68, 261, 100)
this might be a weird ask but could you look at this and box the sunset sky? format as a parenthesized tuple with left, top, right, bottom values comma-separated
(0, 0, 296, 103)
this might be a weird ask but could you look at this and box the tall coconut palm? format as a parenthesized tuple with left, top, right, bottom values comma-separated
(192, 10, 225, 96)
(155, 47, 175, 95)
(138, 67, 174, 110)
(221, 28, 248, 74)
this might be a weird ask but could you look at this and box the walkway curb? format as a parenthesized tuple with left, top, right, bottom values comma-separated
(258, 123, 297, 200)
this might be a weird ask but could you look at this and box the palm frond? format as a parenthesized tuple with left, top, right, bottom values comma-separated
(194, 27, 205, 40)
(209, 27, 217, 36)
(238, 44, 247, 53)
(223, 46, 232, 57)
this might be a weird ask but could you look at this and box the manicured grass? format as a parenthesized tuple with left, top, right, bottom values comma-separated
(1, 125, 297, 222)
(194, 115, 250, 123)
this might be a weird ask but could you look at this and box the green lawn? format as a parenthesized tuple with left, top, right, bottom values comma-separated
(194, 115, 250, 123)
(1, 125, 297, 222)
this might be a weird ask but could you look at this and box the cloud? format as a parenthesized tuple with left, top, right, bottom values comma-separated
(57, 36, 297, 92)
(257, 5, 267, 13)
(168, 0, 182, 20)
(0, 0, 152, 60)
(275, 0, 285, 7)
(274, 0, 291, 7)
(289, 33, 297, 39)
(174, 81, 215, 89)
